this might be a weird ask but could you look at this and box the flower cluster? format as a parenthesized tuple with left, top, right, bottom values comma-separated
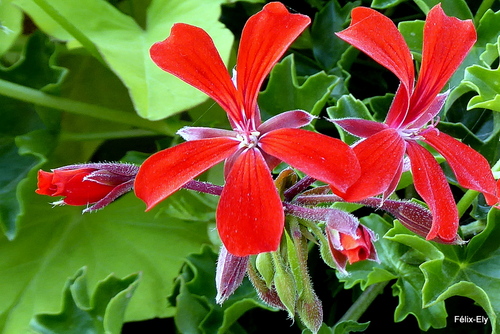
(34, 2, 499, 333)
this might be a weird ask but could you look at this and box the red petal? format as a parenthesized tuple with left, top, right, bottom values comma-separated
(217, 148, 284, 256)
(331, 118, 388, 138)
(237, 2, 310, 122)
(134, 137, 239, 210)
(340, 129, 406, 201)
(406, 141, 458, 242)
(407, 4, 476, 123)
(257, 110, 314, 134)
(336, 7, 414, 96)
(422, 129, 497, 205)
(259, 128, 360, 193)
(150, 24, 244, 124)
(35, 170, 56, 196)
(53, 169, 116, 206)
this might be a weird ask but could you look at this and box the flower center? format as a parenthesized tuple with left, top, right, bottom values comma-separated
(236, 131, 260, 149)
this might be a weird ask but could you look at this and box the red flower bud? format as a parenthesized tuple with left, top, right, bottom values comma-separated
(36, 163, 138, 212)
(327, 224, 378, 275)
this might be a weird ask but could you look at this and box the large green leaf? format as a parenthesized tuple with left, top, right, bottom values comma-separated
(0, 169, 211, 333)
(14, 0, 234, 120)
(0, 0, 23, 56)
(30, 267, 140, 334)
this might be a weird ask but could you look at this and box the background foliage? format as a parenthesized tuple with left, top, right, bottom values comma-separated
(0, 0, 499, 333)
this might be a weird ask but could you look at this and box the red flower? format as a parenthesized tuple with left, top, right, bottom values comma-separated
(36, 163, 138, 212)
(135, 2, 360, 256)
(327, 224, 378, 275)
(332, 5, 498, 242)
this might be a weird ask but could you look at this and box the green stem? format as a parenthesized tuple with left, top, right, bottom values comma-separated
(59, 129, 159, 141)
(337, 281, 389, 324)
(474, 0, 495, 24)
(32, 0, 106, 64)
(0, 78, 174, 136)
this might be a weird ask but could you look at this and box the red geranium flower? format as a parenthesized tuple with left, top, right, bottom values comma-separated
(36, 163, 138, 212)
(331, 4, 498, 243)
(134, 2, 360, 256)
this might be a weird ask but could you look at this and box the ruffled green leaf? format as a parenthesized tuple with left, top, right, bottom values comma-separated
(30, 267, 140, 334)
(13, 0, 234, 120)
(464, 37, 500, 112)
(338, 214, 447, 331)
(385, 208, 500, 333)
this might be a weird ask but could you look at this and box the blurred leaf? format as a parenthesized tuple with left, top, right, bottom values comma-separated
(169, 246, 272, 334)
(0, 32, 64, 238)
(338, 214, 447, 331)
(14, 0, 234, 120)
(0, 0, 23, 56)
(259, 55, 339, 119)
(385, 208, 500, 334)
(30, 267, 140, 334)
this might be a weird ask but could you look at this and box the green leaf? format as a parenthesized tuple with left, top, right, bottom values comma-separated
(0, 0, 23, 56)
(169, 246, 272, 334)
(310, 0, 357, 72)
(447, 9, 500, 110)
(14, 0, 234, 120)
(0, 32, 63, 238)
(339, 214, 447, 331)
(332, 320, 370, 334)
(412, 0, 472, 19)
(0, 170, 211, 333)
(259, 55, 339, 120)
(30, 267, 140, 334)
(386, 208, 500, 333)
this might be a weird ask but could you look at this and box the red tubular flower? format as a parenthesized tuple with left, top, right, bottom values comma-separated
(36, 163, 138, 212)
(135, 2, 360, 256)
(332, 4, 498, 242)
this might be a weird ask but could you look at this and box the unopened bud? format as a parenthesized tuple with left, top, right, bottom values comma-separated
(272, 252, 297, 318)
(255, 252, 274, 287)
(297, 290, 323, 334)
(380, 199, 465, 245)
(215, 246, 249, 304)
